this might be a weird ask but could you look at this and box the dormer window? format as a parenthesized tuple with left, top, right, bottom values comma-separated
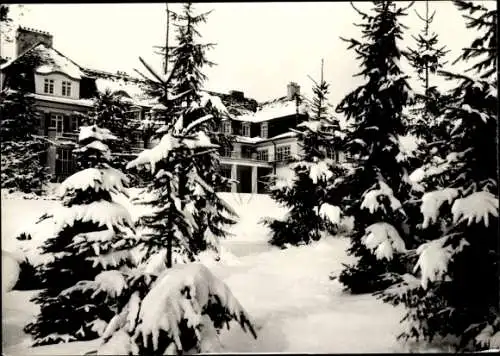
(242, 122, 251, 137)
(44, 79, 54, 94)
(260, 122, 268, 138)
(61, 81, 72, 96)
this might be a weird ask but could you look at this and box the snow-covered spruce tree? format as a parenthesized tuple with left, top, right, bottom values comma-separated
(0, 81, 50, 195)
(396, 0, 452, 255)
(334, 1, 417, 294)
(404, 0, 449, 140)
(264, 70, 347, 247)
(378, 1, 499, 351)
(126, 102, 236, 270)
(162, 2, 236, 255)
(21, 124, 136, 346)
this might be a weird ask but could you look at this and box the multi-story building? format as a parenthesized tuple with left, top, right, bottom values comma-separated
(0, 27, 156, 180)
(212, 84, 310, 194)
(1, 27, 342, 193)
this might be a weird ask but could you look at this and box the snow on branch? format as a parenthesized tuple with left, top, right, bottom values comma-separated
(184, 114, 213, 134)
(476, 323, 500, 350)
(309, 159, 334, 184)
(361, 222, 407, 261)
(297, 120, 323, 133)
(59, 167, 129, 197)
(451, 191, 499, 227)
(55, 201, 133, 231)
(126, 133, 180, 173)
(60, 270, 128, 300)
(79, 125, 118, 143)
(414, 235, 469, 289)
(394, 133, 422, 163)
(319, 203, 342, 225)
(361, 180, 403, 214)
(183, 131, 219, 150)
(270, 166, 297, 191)
(199, 92, 230, 118)
(421, 188, 460, 228)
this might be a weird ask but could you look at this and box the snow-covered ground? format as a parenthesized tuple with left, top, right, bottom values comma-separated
(1, 191, 408, 354)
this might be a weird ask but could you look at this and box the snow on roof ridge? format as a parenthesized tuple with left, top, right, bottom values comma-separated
(84, 67, 145, 83)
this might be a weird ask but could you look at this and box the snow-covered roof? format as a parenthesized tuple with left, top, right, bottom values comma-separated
(234, 98, 308, 123)
(33, 44, 85, 80)
(1, 42, 86, 80)
(94, 76, 151, 104)
(30, 93, 94, 107)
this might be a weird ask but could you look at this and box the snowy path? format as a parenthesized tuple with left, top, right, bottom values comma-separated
(212, 238, 406, 353)
(2, 193, 406, 354)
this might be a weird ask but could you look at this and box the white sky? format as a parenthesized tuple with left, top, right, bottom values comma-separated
(0, 1, 496, 105)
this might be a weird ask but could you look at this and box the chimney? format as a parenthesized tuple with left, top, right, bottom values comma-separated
(287, 82, 300, 100)
(16, 26, 53, 56)
(229, 90, 245, 101)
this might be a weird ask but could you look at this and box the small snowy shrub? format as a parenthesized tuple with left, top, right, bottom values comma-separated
(91, 264, 257, 355)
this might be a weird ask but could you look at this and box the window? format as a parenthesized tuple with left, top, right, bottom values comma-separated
(260, 122, 268, 138)
(276, 145, 291, 161)
(326, 147, 337, 161)
(221, 120, 232, 135)
(256, 149, 269, 161)
(220, 165, 232, 179)
(132, 132, 144, 149)
(61, 81, 72, 96)
(220, 146, 232, 157)
(241, 122, 251, 137)
(69, 115, 79, 133)
(55, 148, 75, 178)
(44, 79, 54, 94)
(50, 114, 64, 137)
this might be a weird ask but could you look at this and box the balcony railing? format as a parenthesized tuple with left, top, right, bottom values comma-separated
(220, 150, 271, 161)
(61, 131, 79, 140)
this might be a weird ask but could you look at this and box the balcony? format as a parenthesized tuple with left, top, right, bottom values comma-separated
(221, 150, 267, 161)
(219, 150, 273, 168)
(47, 130, 79, 142)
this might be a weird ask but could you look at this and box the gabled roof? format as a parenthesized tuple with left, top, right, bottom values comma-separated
(0, 43, 86, 80)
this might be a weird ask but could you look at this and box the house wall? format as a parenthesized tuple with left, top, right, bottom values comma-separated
(255, 136, 300, 162)
(34, 72, 80, 99)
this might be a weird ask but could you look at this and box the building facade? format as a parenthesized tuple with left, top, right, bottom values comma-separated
(1, 27, 342, 193)
(0, 27, 155, 181)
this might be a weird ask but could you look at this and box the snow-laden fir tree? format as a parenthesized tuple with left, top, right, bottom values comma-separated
(18, 124, 136, 346)
(404, 0, 449, 140)
(397, 0, 452, 254)
(133, 2, 236, 263)
(0, 62, 50, 194)
(378, 1, 499, 351)
(334, 1, 417, 294)
(264, 64, 347, 247)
